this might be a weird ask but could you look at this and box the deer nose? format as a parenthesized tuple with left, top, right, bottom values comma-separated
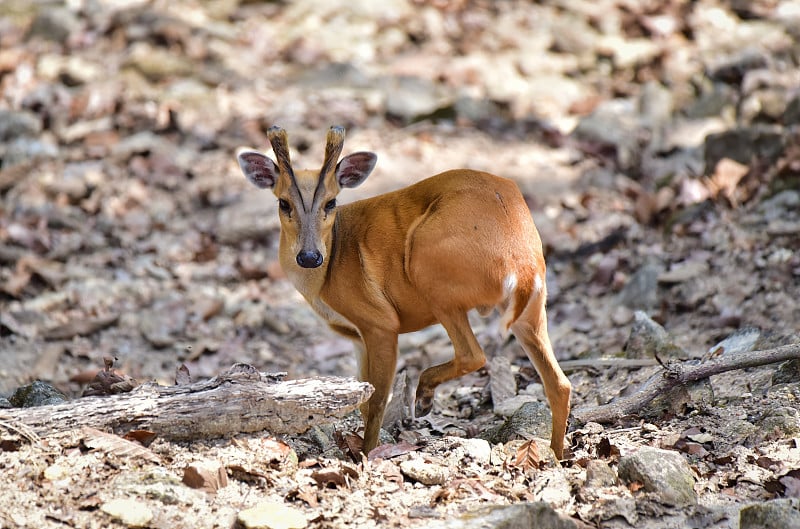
(296, 250, 323, 268)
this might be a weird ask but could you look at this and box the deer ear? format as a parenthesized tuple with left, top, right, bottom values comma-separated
(335, 152, 377, 188)
(237, 150, 279, 189)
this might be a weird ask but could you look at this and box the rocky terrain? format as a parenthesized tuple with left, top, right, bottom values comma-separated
(0, 0, 799, 527)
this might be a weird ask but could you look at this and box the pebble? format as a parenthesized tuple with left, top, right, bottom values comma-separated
(237, 501, 307, 529)
(617, 447, 697, 507)
(100, 498, 154, 528)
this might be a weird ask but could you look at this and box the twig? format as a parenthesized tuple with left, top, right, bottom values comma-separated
(572, 343, 800, 426)
(559, 358, 658, 372)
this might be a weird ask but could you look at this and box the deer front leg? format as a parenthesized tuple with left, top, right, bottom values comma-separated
(415, 311, 487, 417)
(357, 329, 399, 453)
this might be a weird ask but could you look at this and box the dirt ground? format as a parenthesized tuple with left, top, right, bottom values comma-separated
(1, 0, 799, 528)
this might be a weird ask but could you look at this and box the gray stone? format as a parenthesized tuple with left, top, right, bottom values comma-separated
(740, 499, 800, 529)
(430, 502, 591, 529)
(709, 327, 761, 356)
(1, 136, 59, 167)
(571, 98, 645, 170)
(27, 7, 81, 43)
(382, 75, 449, 122)
(9, 381, 68, 407)
(617, 262, 663, 312)
(704, 126, 786, 173)
(584, 459, 618, 488)
(624, 311, 684, 360)
(774, 359, 800, 385)
(482, 401, 552, 444)
(0, 110, 42, 141)
(617, 447, 697, 507)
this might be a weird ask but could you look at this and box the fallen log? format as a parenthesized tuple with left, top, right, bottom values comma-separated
(0, 364, 373, 441)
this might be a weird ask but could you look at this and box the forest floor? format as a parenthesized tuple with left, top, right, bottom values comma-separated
(0, 0, 799, 528)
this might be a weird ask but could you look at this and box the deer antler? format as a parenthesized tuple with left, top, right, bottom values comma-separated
(267, 126, 294, 178)
(320, 126, 346, 181)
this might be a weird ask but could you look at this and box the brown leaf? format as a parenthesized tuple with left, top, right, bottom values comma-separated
(287, 485, 319, 508)
(183, 460, 228, 493)
(334, 430, 363, 462)
(311, 469, 348, 489)
(42, 313, 119, 340)
(122, 430, 157, 447)
(510, 439, 541, 472)
(367, 441, 421, 461)
(706, 158, 749, 206)
(629, 481, 645, 493)
(175, 364, 192, 385)
(81, 427, 160, 464)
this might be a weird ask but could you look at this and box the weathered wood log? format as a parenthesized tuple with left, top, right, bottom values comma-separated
(0, 365, 374, 441)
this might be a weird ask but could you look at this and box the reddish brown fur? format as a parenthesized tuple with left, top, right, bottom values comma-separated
(237, 129, 571, 457)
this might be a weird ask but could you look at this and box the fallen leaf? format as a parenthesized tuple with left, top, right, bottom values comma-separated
(175, 363, 191, 385)
(81, 427, 160, 464)
(509, 439, 541, 472)
(122, 430, 157, 447)
(367, 441, 421, 461)
(287, 485, 319, 508)
(42, 313, 119, 340)
(183, 460, 229, 493)
(334, 430, 363, 462)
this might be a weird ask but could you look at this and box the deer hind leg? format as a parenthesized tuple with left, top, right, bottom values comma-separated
(510, 288, 571, 459)
(415, 310, 486, 417)
(357, 330, 399, 453)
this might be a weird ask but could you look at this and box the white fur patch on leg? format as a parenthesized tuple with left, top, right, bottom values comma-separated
(498, 273, 518, 334)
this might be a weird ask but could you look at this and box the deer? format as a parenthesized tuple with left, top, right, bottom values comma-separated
(236, 126, 571, 458)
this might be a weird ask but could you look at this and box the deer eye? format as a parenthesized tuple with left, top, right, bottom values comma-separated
(324, 199, 336, 212)
(278, 199, 291, 214)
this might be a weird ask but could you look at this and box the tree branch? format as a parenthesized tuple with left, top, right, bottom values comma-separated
(571, 343, 800, 426)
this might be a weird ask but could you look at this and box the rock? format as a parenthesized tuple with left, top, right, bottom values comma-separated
(584, 459, 618, 488)
(9, 381, 68, 407)
(571, 98, 645, 170)
(238, 501, 308, 529)
(617, 262, 663, 312)
(399, 458, 450, 485)
(739, 499, 800, 529)
(708, 327, 761, 356)
(27, 7, 81, 43)
(704, 126, 786, 173)
(657, 260, 710, 284)
(126, 42, 195, 82)
(482, 401, 552, 445)
(1, 137, 59, 167)
(617, 447, 697, 507)
(784, 95, 800, 125)
(216, 192, 280, 245)
(758, 190, 800, 221)
(429, 437, 492, 467)
(382, 75, 449, 122)
(773, 359, 800, 385)
(624, 311, 684, 359)
(139, 296, 188, 348)
(429, 502, 592, 529)
(758, 406, 800, 437)
(100, 498, 154, 528)
(0, 110, 42, 141)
